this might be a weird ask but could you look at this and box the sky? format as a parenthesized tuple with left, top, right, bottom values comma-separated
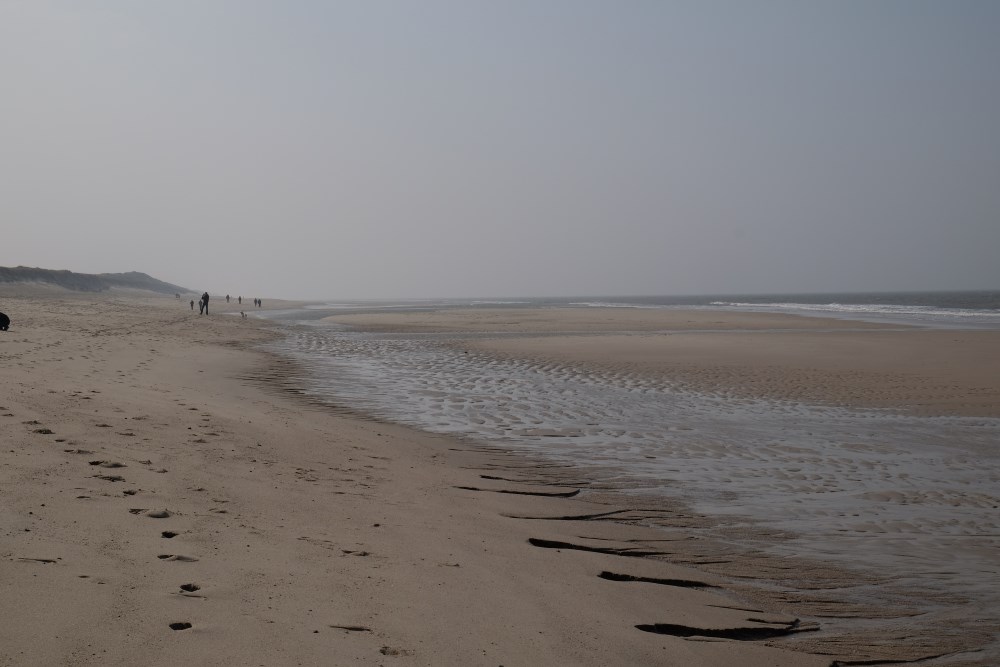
(2, 1, 998, 300)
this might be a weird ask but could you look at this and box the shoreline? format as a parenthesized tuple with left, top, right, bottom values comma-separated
(1, 294, 995, 665)
(319, 307, 1000, 418)
(308, 304, 1000, 663)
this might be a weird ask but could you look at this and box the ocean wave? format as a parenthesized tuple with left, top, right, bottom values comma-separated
(470, 300, 531, 305)
(568, 301, 665, 309)
(709, 301, 1000, 320)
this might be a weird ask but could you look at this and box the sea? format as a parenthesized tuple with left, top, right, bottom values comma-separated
(254, 291, 1000, 661)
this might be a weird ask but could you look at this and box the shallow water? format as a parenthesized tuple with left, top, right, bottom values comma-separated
(263, 319, 1000, 657)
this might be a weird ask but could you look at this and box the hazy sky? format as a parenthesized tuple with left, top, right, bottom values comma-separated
(2, 1, 998, 299)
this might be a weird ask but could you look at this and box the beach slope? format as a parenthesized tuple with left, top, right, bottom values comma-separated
(0, 295, 834, 666)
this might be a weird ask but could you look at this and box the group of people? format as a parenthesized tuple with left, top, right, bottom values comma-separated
(224, 294, 262, 307)
(189, 292, 212, 314)
(188, 293, 262, 314)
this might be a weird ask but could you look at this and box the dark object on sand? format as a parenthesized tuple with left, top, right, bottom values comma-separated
(0, 312, 9, 331)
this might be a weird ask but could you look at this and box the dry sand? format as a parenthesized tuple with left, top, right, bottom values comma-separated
(2, 296, 994, 665)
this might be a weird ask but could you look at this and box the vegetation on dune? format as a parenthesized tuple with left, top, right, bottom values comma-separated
(0, 266, 190, 295)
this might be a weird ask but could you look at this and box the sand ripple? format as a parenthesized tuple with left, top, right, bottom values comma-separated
(268, 325, 1000, 643)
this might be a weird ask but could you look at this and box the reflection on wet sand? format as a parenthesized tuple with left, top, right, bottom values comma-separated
(267, 318, 1000, 663)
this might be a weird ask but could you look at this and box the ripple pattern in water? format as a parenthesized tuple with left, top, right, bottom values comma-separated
(268, 325, 1000, 618)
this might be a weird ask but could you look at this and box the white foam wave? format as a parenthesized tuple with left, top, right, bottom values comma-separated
(568, 301, 664, 309)
(709, 301, 1000, 321)
(470, 300, 531, 305)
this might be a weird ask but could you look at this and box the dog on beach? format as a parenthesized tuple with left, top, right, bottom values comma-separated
(0, 312, 9, 331)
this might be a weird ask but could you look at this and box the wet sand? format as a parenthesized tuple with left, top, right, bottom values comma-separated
(325, 307, 1000, 418)
(314, 306, 1000, 664)
(2, 295, 996, 665)
(322, 306, 892, 333)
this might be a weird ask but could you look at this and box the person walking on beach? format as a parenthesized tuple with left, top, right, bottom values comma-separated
(201, 292, 210, 314)
(238, 296, 242, 305)
(226, 294, 230, 303)
(190, 299, 194, 310)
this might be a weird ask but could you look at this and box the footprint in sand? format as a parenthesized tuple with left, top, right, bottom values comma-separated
(158, 555, 199, 562)
(329, 624, 371, 632)
(89, 460, 126, 469)
(168, 622, 193, 631)
(177, 583, 204, 598)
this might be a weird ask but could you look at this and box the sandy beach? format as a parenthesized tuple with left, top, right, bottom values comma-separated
(2, 295, 997, 666)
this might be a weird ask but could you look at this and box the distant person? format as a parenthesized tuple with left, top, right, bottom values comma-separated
(202, 292, 210, 314)
(198, 297, 204, 314)
(190, 299, 195, 310)
(238, 296, 242, 305)
(226, 294, 230, 303)
(0, 311, 10, 331)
